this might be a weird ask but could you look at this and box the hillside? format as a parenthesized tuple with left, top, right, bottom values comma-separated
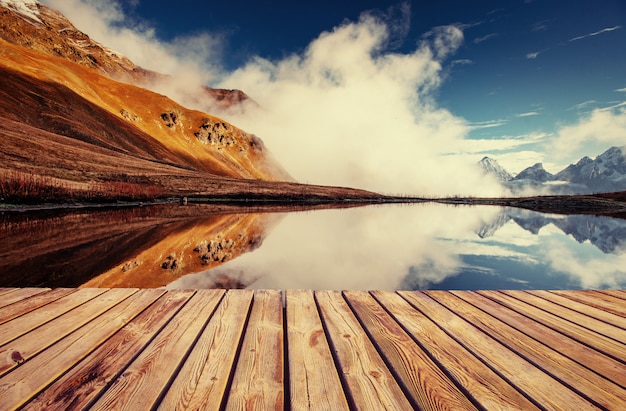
(0, 1, 384, 203)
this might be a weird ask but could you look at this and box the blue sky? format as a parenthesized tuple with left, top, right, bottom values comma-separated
(43, 0, 626, 194)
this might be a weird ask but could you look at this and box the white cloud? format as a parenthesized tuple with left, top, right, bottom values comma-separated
(473, 33, 497, 44)
(515, 111, 540, 118)
(221, 16, 500, 195)
(616, 88, 626, 93)
(551, 107, 626, 159)
(526, 51, 541, 59)
(569, 25, 621, 42)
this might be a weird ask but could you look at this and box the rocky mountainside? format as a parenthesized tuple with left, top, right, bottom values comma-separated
(1, 0, 387, 203)
(478, 157, 512, 182)
(479, 146, 626, 194)
(0, 0, 249, 109)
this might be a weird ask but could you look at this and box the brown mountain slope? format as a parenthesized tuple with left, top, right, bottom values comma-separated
(0, 1, 250, 108)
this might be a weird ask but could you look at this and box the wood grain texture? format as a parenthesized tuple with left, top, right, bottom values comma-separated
(553, 290, 626, 318)
(452, 290, 626, 389)
(285, 289, 349, 411)
(427, 290, 626, 408)
(90, 289, 225, 410)
(159, 289, 253, 411)
(527, 290, 626, 331)
(400, 291, 600, 410)
(0, 288, 49, 309)
(479, 290, 626, 362)
(0, 288, 107, 346)
(225, 289, 284, 411)
(0, 288, 75, 325)
(0, 288, 624, 410)
(345, 291, 478, 411)
(0, 288, 137, 377)
(315, 290, 412, 410)
(23, 288, 171, 411)
(0, 288, 154, 410)
(377, 291, 540, 410)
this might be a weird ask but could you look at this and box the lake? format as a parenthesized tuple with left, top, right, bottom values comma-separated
(1, 203, 625, 290)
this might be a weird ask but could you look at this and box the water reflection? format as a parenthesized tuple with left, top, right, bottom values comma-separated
(0, 205, 282, 288)
(168, 204, 626, 290)
(1, 204, 625, 290)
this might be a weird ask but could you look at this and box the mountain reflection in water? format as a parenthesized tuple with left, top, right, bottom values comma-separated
(1, 203, 625, 290)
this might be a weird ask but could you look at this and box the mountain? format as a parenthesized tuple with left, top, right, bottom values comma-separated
(513, 163, 554, 183)
(0, 0, 249, 109)
(479, 146, 626, 194)
(478, 157, 513, 182)
(0, 1, 379, 202)
(554, 146, 626, 192)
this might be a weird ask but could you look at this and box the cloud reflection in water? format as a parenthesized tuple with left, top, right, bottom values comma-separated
(168, 204, 626, 290)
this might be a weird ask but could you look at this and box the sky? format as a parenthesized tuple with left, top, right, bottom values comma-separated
(40, 0, 626, 195)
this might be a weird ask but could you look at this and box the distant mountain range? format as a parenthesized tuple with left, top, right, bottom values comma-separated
(479, 146, 626, 194)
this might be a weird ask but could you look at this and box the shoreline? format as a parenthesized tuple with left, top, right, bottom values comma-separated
(2, 192, 626, 217)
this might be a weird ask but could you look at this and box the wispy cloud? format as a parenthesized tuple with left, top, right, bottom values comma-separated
(467, 119, 507, 130)
(473, 33, 497, 44)
(569, 25, 621, 42)
(531, 21, 549, 32)
(515, 111, 540, 118)
(616, 88, 626, 93)
(526, 51, 541, 59)
(451, 59, 472, 66)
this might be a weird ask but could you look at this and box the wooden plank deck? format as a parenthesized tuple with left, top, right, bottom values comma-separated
(0, 288, 624, 410)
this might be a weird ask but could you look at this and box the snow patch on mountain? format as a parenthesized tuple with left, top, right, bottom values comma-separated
(0, 0, 41, 23)
(513, 163, 554, 182)
(478, 157, 513, 182)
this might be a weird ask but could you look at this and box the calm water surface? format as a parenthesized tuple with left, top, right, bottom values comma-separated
(2, 203, 625, 290)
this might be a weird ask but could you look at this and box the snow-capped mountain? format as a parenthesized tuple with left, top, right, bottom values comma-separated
(513, 163, 554, 183)
(554, 146, 626, 192)
(479, 146, 626, 194)
(478, 157, 513, 182)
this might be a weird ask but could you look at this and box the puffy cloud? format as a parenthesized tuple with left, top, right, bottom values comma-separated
(221, 17, 497, 195)
(551, 107, 626, 160)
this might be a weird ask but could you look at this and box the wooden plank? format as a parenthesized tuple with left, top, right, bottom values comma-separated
(400, 291, 599, 410)
(345, 291, 478, 410)
(480, 291, 626, 362)
(314, 290, 412, 410)
(0, 289, 162, 410)
(527, 290, 626, 333)
(0, 288, 107, 347)
(576, 290, 626, 318)
(158, 289, 254, 411)
(0, 288, 137, 377)
(427, 290, 626, 409)
(374, 291, 538, 409)
(90, 289, 225, 410)
(285, 289, 349, 411)
(22, 289, 179, 411)
(0, 288, 50, 309)
(225, 289, 284, 411)
(0, 288, 75, 325)
(452, 290, 626, 389)
(598, 290, 626, 300)
(0, 288, 17, 297)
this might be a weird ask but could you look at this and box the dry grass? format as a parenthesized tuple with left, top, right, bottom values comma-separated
(0, 170, 165, 204)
